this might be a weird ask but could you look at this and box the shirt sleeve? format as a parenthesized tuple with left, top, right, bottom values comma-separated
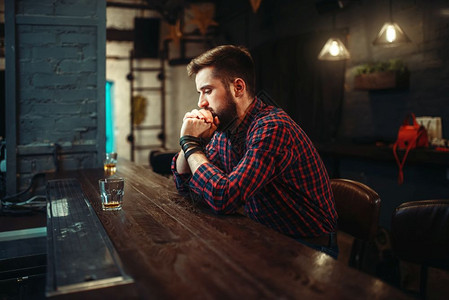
(171, 134, 221, 196)
(170, 152, 192, 196)
(189, 120, 295, 214)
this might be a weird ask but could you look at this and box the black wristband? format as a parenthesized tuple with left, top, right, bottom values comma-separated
(184, 146, 203, 160)
(181, 141, 195, 154)
(180, 135, 206, 159)
(180, 135, 205, 147)
(180, 135, 201, 145)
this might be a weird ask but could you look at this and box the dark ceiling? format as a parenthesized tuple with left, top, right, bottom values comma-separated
(107, 0, 359, 25)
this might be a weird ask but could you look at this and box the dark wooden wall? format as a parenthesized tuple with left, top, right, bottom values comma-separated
(212, 0, 449, 229)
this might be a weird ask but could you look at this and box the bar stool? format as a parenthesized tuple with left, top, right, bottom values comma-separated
(391, 199, 449, 299)
(149, 150, 177, 175)
(330, 179, 381, 270)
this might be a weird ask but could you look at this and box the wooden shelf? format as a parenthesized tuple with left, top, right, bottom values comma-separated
(316, 142, 449, 167)
(354, 71, 410, 91)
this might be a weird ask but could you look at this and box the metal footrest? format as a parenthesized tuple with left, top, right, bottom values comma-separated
(46, 178, 133, 298)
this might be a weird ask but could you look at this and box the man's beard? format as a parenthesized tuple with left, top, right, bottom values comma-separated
(213, 88, 238, 132)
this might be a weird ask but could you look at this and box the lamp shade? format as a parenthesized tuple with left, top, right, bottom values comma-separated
(373, 22, 411, 46)
(318, 38, 350, 61)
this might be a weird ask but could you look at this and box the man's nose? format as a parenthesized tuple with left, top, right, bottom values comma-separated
(198, 97, 208, 108)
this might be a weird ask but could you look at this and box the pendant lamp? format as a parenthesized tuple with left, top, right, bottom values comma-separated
(318, 38, 350, 61)
(318, 14, 350, 61)
(373, 0, 411, 46)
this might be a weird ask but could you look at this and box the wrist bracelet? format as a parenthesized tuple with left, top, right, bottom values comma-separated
(181, 141, 194, 154)
(184, 146, 203, 160)
(180, 135, 205, 147)
(180, 135, 205, 158)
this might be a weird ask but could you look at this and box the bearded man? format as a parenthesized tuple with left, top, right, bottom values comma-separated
(171, 45, 339, 258)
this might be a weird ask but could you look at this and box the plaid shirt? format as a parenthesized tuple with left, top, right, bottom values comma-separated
(171, 98, 337, 238)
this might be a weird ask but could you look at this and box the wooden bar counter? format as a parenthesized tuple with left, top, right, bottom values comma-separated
(49, 158, 409, 299)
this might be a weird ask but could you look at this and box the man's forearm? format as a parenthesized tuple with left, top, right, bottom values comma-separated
(175, 150, 191, 174)
(185, 151, 209, 174)
(176, 148, 209, 175)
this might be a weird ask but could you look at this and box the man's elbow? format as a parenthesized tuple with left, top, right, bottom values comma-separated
(209, 200, 239, 215)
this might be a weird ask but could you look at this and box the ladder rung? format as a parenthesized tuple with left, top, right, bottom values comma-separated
(133, 125, 162, 130)
(134, 145, 163, 150)
(134, 87, 162, 92)
(132, 67, 162, 72)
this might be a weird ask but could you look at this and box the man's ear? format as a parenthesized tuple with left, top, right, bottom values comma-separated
(233, 78, 246, 97)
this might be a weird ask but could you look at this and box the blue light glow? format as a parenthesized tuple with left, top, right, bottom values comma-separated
(105, 81, 115, 153)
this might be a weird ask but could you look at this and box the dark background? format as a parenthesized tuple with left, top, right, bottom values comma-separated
(206, 0, 449, 229)
(3, 0, 449, 229)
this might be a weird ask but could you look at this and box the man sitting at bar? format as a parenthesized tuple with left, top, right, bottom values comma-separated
(171, 45, 338, 258)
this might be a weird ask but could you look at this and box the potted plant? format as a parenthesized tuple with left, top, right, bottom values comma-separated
(353, 59, 410, 90)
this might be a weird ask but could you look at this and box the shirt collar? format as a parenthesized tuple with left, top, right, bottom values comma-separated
(228, 97, 265, 136)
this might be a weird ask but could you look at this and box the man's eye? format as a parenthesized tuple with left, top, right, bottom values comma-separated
(204, 89, 211, 94)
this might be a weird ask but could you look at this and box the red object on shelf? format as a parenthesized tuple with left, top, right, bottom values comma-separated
(435, 147, 449, 152)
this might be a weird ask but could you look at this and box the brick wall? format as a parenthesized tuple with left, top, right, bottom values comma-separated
(8, 0, 105, 190)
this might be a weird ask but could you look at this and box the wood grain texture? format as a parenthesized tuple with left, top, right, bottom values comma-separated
(51, 158, 411, 299)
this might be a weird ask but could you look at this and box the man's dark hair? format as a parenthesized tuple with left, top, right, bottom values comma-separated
(187, 45, 256, 98)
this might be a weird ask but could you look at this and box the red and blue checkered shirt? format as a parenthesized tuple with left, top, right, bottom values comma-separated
(171, 98, 337, 239)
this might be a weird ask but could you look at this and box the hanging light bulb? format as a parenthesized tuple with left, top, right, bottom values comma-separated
(318, 38, 350, 61)
(373, 21, 411, 46)
(317, 13, 350, 61)
(386, 24, 396, 42)
(373, 0, 411, 46)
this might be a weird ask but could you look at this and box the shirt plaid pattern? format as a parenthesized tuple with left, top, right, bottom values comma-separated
(172, 98, 337, 238)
